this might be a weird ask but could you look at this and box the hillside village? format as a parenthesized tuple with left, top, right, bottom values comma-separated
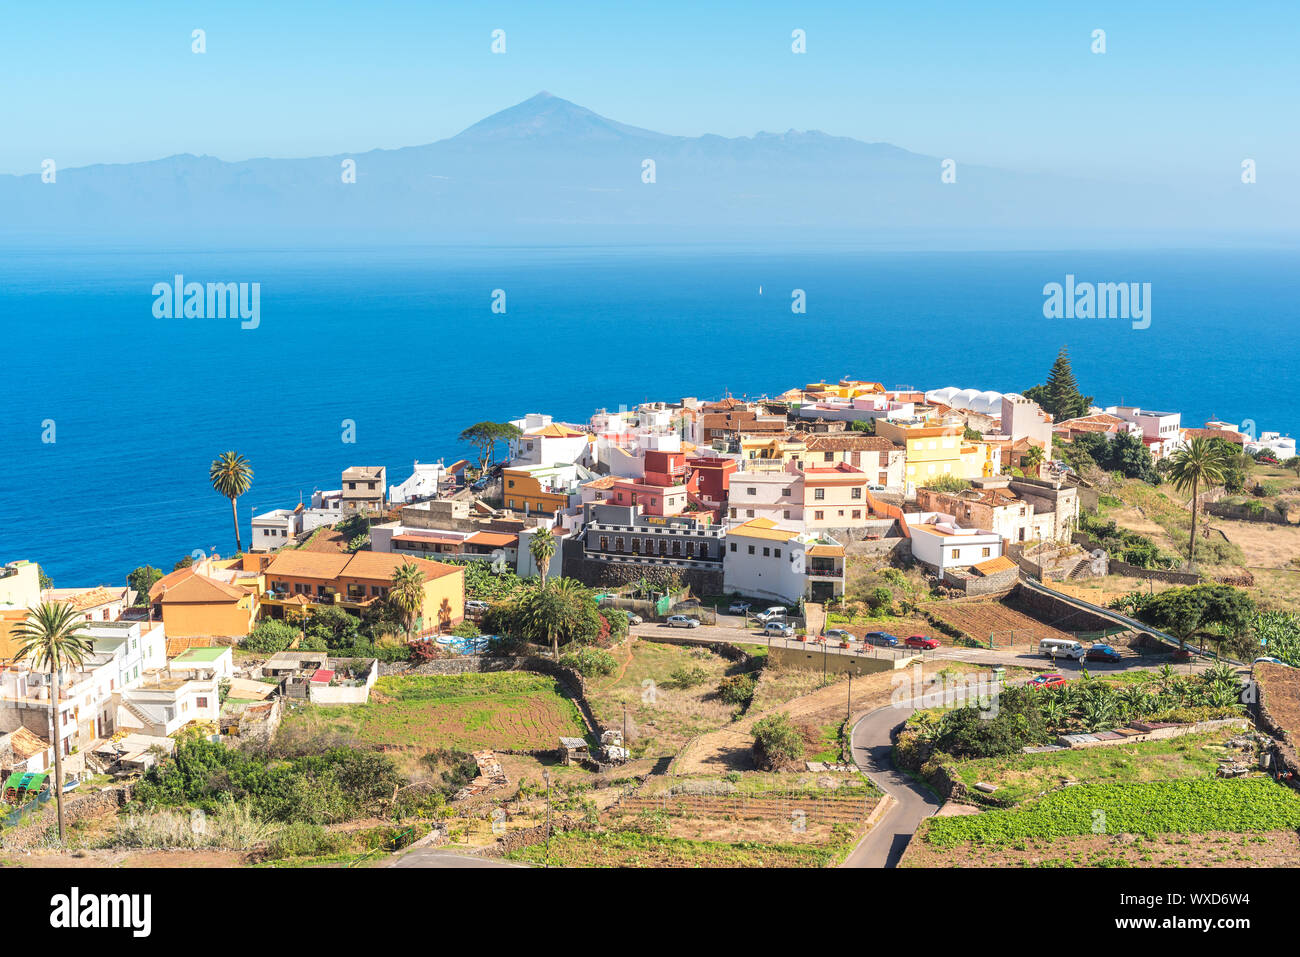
(4, 351, 1300, 868)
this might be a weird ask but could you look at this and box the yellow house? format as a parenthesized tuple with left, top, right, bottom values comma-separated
(151, 571, 259, 639)
(875, 419, 998, 486)
(739, 435, 807, 471)
(502, 465, 572, 520)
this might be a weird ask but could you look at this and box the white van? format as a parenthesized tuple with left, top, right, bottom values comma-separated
(1039, 638, 1086, 660)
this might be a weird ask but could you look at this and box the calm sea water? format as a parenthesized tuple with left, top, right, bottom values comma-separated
(2, 245, 1297, 584)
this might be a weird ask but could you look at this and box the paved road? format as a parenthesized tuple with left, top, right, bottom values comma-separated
(842, 698, 941, 868)
(386, 849, 527, 868)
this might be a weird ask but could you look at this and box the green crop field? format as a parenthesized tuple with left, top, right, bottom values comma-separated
(923, 779, 1300, 847)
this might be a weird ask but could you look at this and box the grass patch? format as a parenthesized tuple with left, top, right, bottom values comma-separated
(507, 829, 840, 867)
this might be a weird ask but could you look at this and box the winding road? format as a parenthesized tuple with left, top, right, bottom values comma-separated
(842, 698, 943, 868)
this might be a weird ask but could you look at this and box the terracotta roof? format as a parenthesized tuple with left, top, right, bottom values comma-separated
(159, 573, 248, 604)
(465, 531, 518, 548)
(6, 726, 50, 760)
(583, 476, 621, 490)
(972, 555, 1017, 576)
(803, 435, 896, 452)
(263, 551, 352, 581)
(337, 550, 462, 582)
(57, 586, 126, 612)
(524, 424, 584, 438)
(1183, 428, 1245, 444)
(393, 533, 465, 547)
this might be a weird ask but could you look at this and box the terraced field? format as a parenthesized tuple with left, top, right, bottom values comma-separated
(926, 599, 1075, 648)
(278, 673, 589, 752)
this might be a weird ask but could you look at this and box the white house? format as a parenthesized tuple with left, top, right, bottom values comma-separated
(251, 508, 298, 551)
(723, 518, 845, 605)
(1247, 431, 1297, 460)
(905, 512, 1004, 574)
(509, 414, 591, 468)
(389, 461, 453, 504)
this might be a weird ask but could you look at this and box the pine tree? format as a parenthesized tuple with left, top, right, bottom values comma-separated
(1027, 346, 1092, 420)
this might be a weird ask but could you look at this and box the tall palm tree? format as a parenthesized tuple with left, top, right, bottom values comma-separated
(11, 602, 94, 845)
(389, 562, 427, 640)
(1166, 438, 1232, 569)
(209, 451, 254, 554)
(529, 527, 557, 589)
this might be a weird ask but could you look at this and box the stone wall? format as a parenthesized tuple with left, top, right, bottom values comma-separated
(1008, 582, 1118, 634)
(1, 785, 134, 850)
(844, 537, 912, 562)
(1206, 502, 1294, 526)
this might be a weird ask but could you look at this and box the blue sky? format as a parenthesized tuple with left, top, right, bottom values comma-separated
(3, 0, 1297, 181)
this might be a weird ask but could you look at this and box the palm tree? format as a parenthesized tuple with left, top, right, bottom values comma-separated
(1166, 438, 1232, 569)
(11, 602, 94, 845)
(389, 562, 427, 640)
(529, 527, 557, 589)
(209, 451, 254, 554)
(522, 585, 570, 661)
(1022, 445, 1045, 477)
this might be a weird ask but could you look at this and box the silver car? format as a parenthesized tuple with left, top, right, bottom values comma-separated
(666, 615, 700, 629)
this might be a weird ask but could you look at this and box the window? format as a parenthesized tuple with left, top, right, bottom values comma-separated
(981, 547, 991, 557)
(814, 510, 824, 521)
(600, 536, 609, 550)
(748, 545, 755, 555)
(746, 509, 754, 518)
(852, 509, 861, 519)
(851, 487, 862, 499)
(774, 548, 781, 558)
(763, 547, 770, 557)
(614, 537, 625, 552)
(823, 452, 833, 461)
(951, 549, 960, 559)
(699, 543, 709, 559)
(781, 487, 792, 497)
(672, 541, 681, 556)
(729, 508, 737, 518)
(730, 542, 737, 552)
(814, 488, 825, 500)
(507, 480, 515, 488)
(747, 487, 757, 495)
(783, 509, 791, 519)
(686, 541, 694, 556)
(837, 509, 844, 517)
(197, 697, 209, 708)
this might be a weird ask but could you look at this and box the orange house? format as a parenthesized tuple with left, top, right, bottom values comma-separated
(261, 550, 464, 634)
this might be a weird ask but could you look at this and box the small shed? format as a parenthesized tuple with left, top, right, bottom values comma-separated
(558, 737, 590, 766)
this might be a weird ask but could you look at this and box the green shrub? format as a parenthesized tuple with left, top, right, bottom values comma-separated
(717, 673, 757, 707)
(751, 713, 804, 770)
(560, 647, 617, 677)
(243, 619, 299, 654)
(666, 663, 710, 689)
(266, 822, 347, 859)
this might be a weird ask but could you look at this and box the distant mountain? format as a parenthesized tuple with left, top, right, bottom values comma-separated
(2, 92, 1293, 244)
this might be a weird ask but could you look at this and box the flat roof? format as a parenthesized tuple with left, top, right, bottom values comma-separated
(172, 647, 228, 663)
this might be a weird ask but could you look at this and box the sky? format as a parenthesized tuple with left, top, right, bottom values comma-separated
(2, 0, 1297, 183)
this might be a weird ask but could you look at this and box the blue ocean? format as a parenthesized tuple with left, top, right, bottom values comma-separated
(3, 244, 1297, 585)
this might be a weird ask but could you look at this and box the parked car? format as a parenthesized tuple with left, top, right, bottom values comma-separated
(465, 599, 490, 615)
(727, 600, 752, 614)
(904, 635, 940, 650)
(823, 629, 853, 643)
(867, 484, 887, 492)
(1085, 644, 1122, 663)
(1038, 638, 1087, 660)
(762, 621, 795, 638)
(1027, 673, 1068, 689)
(666, 615, 700, 629)
(863, 631, 899, 646)
(756, 606, 788, 622)
(625, 612, 644, 625)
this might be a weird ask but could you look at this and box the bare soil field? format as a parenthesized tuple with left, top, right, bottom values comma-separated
(1256, 662, 1300, 739)
(900, 829, 1300, 867)
(1217, 520, 1300, 569)
(926, 599, 1075, 648)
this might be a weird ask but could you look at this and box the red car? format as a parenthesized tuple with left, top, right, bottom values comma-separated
(904, 635, 940, 650)
(1027, 673, 1067, 689)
